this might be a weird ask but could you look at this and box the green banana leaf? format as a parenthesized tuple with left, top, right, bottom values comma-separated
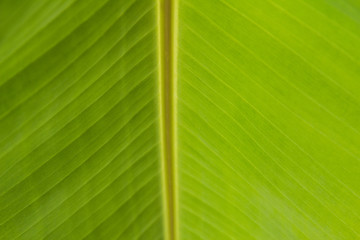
(0, 0, 359, 239)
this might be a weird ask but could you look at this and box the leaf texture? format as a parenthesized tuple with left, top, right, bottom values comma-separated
(1, 0, 360, 239)
(0, 0, 163, 239)
(177, 0, 360, 239)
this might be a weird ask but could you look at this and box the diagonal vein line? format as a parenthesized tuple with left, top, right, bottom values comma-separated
(43, 144, 159, 238)
(181, 169, 278, 240)
(0, 72, 155, 202)
(0, 0, 114, 86)
(0, 25, 155, 154)
(181, 59, 360, 220)
(264, 0, 360, 66)
(114, 195, 161, 239)
(219, 0, 360, 104)
(182, 5, 360, 155)
(297, 0, 360, 39)
(186, 1, 360, 113)
(0, 0, 79, 66)
(0, 2, 154, 124)
(316, 0, 360, 25)
(181, 203, 248, 240)
(179, 103, 337, 239)
(0, 101, 156, 225)
(0, 53, 155, 182)
(17, 137, 158, 239)
(180, 76, 360, 234)
(80, 175, 160, 240)
(134, 213, 162, 240)
(181, 24, 360, 200)
(180, 129, 314, 239)
(0, 0, 146, 120)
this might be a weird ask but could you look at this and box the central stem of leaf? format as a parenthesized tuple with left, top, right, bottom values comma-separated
(158, 0, 177, 239)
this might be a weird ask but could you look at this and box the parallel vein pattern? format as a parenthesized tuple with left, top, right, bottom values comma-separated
(0, 1, 164, 239)
(177, 0, 360, 239)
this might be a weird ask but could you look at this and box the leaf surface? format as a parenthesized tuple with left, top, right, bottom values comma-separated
(0, 1, 163, 239)
(177, 0, 360, 239)
(0, 0, 360, 239)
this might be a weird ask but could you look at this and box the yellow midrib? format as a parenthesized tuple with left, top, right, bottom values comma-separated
(157, 0, 178, 240)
